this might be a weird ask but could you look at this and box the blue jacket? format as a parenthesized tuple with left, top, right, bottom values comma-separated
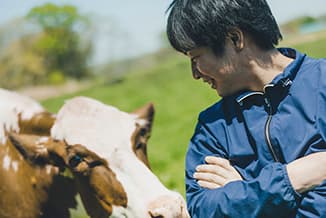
(186, 48, 326, 218)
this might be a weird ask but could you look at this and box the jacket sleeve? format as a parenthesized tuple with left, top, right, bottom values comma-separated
(296, 64, 326, 217)
(295, 181, 326, 217)
(186, 123, 300, 218)
(316, 58, 326, 141)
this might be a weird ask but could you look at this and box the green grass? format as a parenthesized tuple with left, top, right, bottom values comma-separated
(291, 37, 326, 58)
(41, 36, 325, 217)
(280, 30, 326, 58)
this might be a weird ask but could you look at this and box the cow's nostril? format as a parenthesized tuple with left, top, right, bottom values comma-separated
(149, 212, 164, 218)
(148, 194, 189, 218)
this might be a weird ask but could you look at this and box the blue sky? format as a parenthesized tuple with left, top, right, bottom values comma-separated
(1, 0, 326, 64)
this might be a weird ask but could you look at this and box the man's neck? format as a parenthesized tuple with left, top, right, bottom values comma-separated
(247, 48, 294, 92)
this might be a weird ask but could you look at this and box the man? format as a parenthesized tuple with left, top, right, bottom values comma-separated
(166, 0, 326, 217)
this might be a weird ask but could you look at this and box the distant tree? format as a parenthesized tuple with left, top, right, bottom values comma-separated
(27, 3, 92, 80)
(280, 16, 318, 35)
(0, 35, 46, 89)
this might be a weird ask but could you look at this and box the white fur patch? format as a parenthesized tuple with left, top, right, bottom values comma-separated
(136, 118, 148, 126)
(45, 165, 52, 175)
(11, 161, 19, 172)
(3, 155, 11, 171)
(51, 97, 138, 156)
(0, 106, 19, 145)
(36, 136, 49, 144)
(0, 89, 44, 144)
(109, 152, 171, 217)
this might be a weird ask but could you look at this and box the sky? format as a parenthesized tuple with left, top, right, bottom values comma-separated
(1, 0, 326, 64)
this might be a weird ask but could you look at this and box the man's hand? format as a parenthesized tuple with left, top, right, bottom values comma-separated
(193, 156, 243, 189)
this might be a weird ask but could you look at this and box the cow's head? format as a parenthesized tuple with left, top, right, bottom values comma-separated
(10, 96, 189, 218)
(50, 97, 189, 218)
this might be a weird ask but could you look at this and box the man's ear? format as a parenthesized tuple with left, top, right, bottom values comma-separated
(227, 27, 244, 51)
(8, 133, 67, 169)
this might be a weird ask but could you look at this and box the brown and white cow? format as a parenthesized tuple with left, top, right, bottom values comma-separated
(0, 88, 77, 218)
(1, 89, 189, 218)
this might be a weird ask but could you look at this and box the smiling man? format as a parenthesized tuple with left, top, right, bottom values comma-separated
(166, 0, 326, 217)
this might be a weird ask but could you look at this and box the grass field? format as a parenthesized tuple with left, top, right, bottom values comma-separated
(41, 34, 325, 217)
(280, 31, 326, 58)
(290, 37, 326, 58)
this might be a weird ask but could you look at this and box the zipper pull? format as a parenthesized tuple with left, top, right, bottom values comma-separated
(264, 97, 272, 114)
(264, 97, 270, 107)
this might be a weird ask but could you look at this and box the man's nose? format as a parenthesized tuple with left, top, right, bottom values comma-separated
(191, 60, 201, 80)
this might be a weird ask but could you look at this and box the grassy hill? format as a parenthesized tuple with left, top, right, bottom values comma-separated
(41, 33, 325, 217)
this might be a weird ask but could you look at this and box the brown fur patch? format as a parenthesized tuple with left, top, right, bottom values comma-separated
(0, 111, 77, 218)
(0, 140, 77, 218)
(9, 133, 67, 171)
(18, 112, 55, 136)
(131, 103, 155, 168)
(131, 123, 151, 168)
(66, 144, 128, 217)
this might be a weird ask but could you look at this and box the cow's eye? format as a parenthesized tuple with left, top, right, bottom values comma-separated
(136, 143, 144, 150)
(139, 128, 147, 137)
(69, 155, 83, 168)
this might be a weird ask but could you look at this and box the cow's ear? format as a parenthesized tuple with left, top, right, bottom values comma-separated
(132, 102, 154, 123)
(18, 111, 56, 135)
(131, 103, 154, 168)
(8, 133, 67, 168)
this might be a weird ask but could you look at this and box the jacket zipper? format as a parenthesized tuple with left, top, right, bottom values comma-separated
(264, 97, 279, 162)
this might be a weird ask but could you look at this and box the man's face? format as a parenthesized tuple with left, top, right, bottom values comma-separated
(187, 45, 245, 97)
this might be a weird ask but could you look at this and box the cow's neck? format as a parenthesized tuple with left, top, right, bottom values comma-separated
(0, 140, 57, 217)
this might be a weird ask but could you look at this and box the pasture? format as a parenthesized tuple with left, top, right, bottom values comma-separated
(41, 34, 325, 217)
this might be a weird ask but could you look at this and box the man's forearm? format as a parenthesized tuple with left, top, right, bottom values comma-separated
(286, 152, 326, 193)
(187, 162, 300, 217)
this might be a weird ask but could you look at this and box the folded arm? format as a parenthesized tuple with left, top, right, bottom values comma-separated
(195, 152, 326, 193)
(187, 123, 326, 218)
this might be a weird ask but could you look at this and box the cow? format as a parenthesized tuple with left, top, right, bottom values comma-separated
(1, 88, 189, 218)
(0, 88, 77, 218)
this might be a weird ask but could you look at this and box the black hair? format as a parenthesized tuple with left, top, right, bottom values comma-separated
(166, 0, 282, 55)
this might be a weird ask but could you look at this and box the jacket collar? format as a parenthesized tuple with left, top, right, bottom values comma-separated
(235, 48, 306, 105)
